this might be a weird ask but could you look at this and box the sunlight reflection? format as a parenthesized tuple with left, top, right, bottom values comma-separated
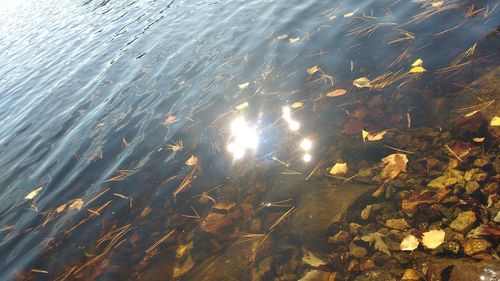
(282, 106, 300, 131)
(227, 116, 259, 160)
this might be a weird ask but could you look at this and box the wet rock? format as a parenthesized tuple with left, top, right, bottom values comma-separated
(348, 259, 360, 271)
(450, 211, 477, 234)
(360, 259, 375, 271)
(354, 270, 397, 281)
(443, 241, 460, 254)
(361, 205, 373, 220)
(400, 268, 421, 281)
(349, 223, 362, 234)
(465, 181, 480, 194)
(184, 240, 266, 281)
(385, 218, 410, 230)
(291, 182, 372, 238)
(423, 255, 500, 281)
(298, 270, 336, 281)
(463, 238, 491, 257)
(349, 242, 368, 258)
(328, 230, 350, 244)
(473, 158, 489, 168)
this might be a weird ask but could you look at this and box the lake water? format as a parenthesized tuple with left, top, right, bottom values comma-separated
(0, 0, 499, 280)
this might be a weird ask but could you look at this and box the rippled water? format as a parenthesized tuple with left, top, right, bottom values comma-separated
(0, 0, 498, 280)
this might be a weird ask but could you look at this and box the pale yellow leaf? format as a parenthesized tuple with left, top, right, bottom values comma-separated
(235, 101, 249, 111)
(24, 187, 42, 200)
(291, 101, 304, 109)
(490, 116, 500, 126)
(421, 229, 445, 249)
(411, 58, 423, 67)
(186, 155, 198, 166)
(367, 130, 387, 141)
(68, 199, 84, 211)
(326, 89, 347, 97)
(275, 34, 288, 40)
(329, 163, 348, 175)
(344, 12, 354, 17)
(410, 66, 426, 73)
(472, 137, 485, 143)
(362, 129, 369, 142)
(289, 37, 300, 43)
(306, 66, 319, 75)
(381, 153, 408, 179)
(238, 82, 249, 89)
(302, 251, 327, 267)
(353, 77, 372, 88)
(400, 234, 419, 251)
(431, 1, 444, 8)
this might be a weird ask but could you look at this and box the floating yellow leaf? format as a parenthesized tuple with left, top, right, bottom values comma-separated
(326, 89, 347, 97)
(344, 12, 354, 17)
(366, 130, 388, 141)
(289, 37, 300, 43)
(235, 101, 249, 111)
(306, 66, 319, 75)
(472, 137, 485, 143)
(381, 153, 408, 179)
(431, 1, 444, 8)
(24, 187, 42, 200)
(411, 58, 423, 67)
(490, 116, 500, 126)
(275, 34, 288, 40)
(56, 204, 67, 213)
(421, 229, 445, 249)
(238, 82, 249, 89)
(173, 255, 194, 278)
(291, 101, 304, 109)
(400, 234, 419, 251)
(68, 199, 84, 211)
(362, 129, 370, 142)
(186, 155, 198, 166)
(329, 163, 348, 175)
(353, 77, 372, 88)
(410, 66, 426, 73)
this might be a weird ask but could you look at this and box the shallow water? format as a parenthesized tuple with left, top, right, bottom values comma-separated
(0, 0, 499, 280)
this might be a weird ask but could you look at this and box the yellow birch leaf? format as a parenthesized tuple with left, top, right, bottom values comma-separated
(238, 82, 249, 89)
(344, 12, 354, 17)
(329, 163, 348, 175)
(367, 130, 388, 141)
(421, 229, 445, 249)
(472, 137, 485, 143)
(291, 101, 304, 109)
(490, 116, 500, 126)
(289, 37, 300, 43)
(326, 89, 347, 97)
(353, 77, 372, 88)
(235, 101, 249, 111)
(307, 66, 319, 75)
(410, 66, 426, 73)
(411, 58, 423, 67)
(24, 187, 42, 200)
(400, 234, 419, 251)
(362, 129, 369, 142)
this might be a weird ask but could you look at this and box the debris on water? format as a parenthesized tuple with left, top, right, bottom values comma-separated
(24, 187, 42, 200)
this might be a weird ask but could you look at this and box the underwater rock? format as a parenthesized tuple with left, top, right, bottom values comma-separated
(353, 270, 397, 281)
(463, 238, 492, 257)
(423, 255, 500, 281)
(385, 218, 410, 230)
(290, 182, 372, 238)
(450, 211, 477, 234)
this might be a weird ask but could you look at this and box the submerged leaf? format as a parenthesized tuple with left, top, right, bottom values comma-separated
(302, 251, 327, 267)
(185, 155, 198, 166)
(329, 163, 348, 175)
(235, 101, 249, 111)
(411, 58, 423, 67)
(491, 116, 500, 126)
(289, 37, 300, 43)
(400, 234, 419, 251)
(410, 66, 426, 73)
(173, 255, 194, 278)
(326, 89, 347, 97)
(68, 199, 84, 211)
(307, 66, 319, 75)
(361, 232, 390, 255)
(344, 12, 354, 17)
(353, 77, 372, 88)
(381, 153, 408, 180)
(24, 187, 42, 200)
(291, 101, 304, 109)
(275, 34, 288, 40)
(238, 82, 249, 89)
(421, 229, 445, 249)
(362, 129, 387, 142)
(472, 137, 485, 143)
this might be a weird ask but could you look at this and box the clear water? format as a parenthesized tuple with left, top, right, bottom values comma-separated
(0, 0, 498, 280)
